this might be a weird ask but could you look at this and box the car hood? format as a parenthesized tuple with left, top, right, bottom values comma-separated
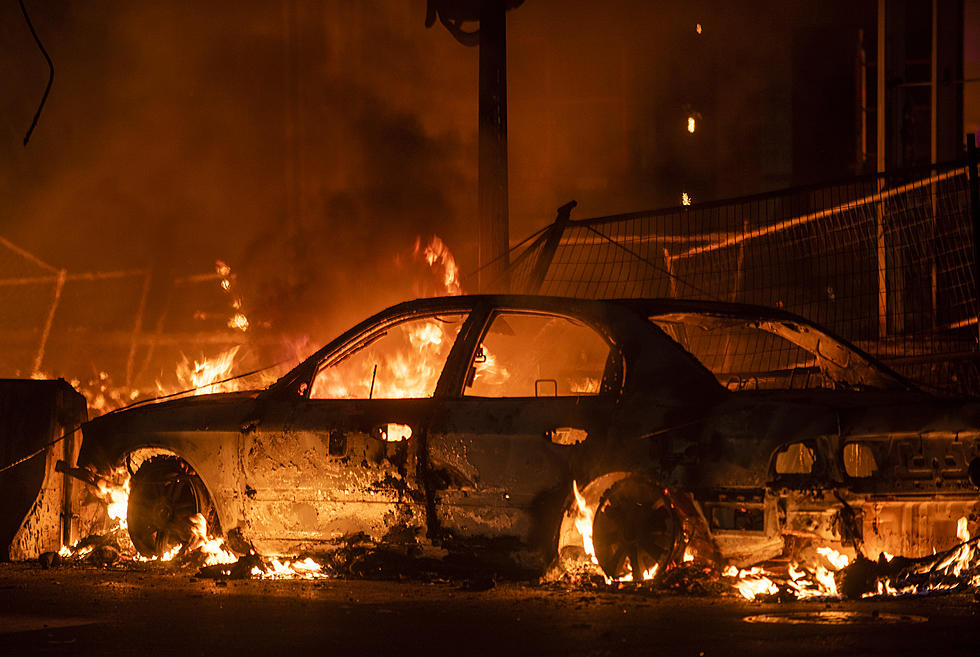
(79, 390, 261, 469)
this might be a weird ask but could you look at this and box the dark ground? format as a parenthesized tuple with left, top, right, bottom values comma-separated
(1, 562, 978, 657)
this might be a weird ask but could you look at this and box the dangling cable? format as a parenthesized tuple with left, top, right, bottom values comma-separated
(19, 0, 55, 146)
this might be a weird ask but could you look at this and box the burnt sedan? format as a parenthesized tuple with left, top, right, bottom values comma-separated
(78, 295, 980, 580)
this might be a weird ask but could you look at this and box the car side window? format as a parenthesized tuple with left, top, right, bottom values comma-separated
(309, 313, 467, 399)
(465, 312, 611, 398)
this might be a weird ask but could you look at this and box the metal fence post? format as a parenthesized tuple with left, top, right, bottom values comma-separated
(967, 133, 980, 342)
(528, 201, 576, 294)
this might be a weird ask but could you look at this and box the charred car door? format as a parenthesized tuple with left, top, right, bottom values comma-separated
(426, 309, 622, 554)
(242, 312, 469, 555)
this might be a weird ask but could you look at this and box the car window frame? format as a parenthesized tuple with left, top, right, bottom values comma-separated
(259, 299, 482, 402)
(449, 306, 624, 400)
(305, 311, 475, 401)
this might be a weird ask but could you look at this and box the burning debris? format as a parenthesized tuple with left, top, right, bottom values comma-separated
(562, 480, 980, 602)
(54, 467, 328, 581)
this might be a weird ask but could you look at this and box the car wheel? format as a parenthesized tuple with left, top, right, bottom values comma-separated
(592, 476, 680, 580)
(127, 455, 216, 558)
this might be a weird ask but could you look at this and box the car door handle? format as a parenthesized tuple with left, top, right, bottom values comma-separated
(373, 423, 413, 442)
(548, 427, 587, 445)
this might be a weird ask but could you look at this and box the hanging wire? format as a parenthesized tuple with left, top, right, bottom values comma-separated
(19, 0, 55, 146)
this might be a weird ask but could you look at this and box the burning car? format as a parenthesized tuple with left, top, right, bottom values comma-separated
(76, 295, 980, 582)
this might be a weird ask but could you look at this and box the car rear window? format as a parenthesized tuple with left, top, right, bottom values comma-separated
(650, 318, 831, 391)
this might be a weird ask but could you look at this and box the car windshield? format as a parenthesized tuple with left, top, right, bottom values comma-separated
(648, 312, 908, 392)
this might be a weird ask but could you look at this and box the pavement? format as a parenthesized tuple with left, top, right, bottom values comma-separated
(0, 562, 978, 656)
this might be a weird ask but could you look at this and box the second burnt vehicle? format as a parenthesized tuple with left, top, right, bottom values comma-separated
(78, 295, 980, 580)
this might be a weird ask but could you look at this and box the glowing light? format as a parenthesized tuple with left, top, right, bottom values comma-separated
(381, 423, 413, 442)
(572, 481, 598, 566)
(681, 192, 692, 206)
(228, 313, 249, 332)
(696, 23, 702, 34)
(175, 346, 240, 395)
(687, 116, 696, 133)
(415, 235, 462, 295)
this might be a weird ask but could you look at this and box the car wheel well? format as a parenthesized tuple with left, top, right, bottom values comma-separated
(125, 451, 221, 558)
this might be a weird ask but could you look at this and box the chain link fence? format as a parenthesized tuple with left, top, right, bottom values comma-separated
(504, 160, 980, 397)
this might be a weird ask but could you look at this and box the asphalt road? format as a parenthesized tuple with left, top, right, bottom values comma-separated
(0, 562, 978, 657)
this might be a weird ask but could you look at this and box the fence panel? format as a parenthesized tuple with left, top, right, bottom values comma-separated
(508, 162, 979, 396)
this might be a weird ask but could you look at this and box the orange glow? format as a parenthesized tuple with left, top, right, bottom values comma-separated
(381, 422, 413, 442)
(681, 192, 692, 206)
(216, 260, 249, 332)
(569, 481, 659, 584)
(415, 235, 463, 295)
(687, 116, 696, 133)
(174, 346, 240, 395)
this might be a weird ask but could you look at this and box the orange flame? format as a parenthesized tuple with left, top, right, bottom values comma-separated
(415, 236, 463, 295)
(174, 346, 240, 395)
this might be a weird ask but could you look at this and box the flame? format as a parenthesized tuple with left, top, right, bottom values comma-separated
(687, 116, 696, 133)
(185, 513, 239, 566)
(725, 546, 852, 601)
(681, 192, 692, 206)
(251, 557, 327, 580)
(569, 481, 660, 584)
(174, 346, 240, 395)
(816, 546, 850, 571)
(415, 235, 462, 296)
(728, 567, 779, 600)
(215, 260, 249, 332)
(95, 470, 131, 531)
(228, 313, 249, 332)
(572, 481, 598, 566)
(307, 235, 468, 400)
(696, 23, 703, 34)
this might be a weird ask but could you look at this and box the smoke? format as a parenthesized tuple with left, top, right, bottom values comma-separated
(0, 0, 886, 387)
(1, 1, 478, 376)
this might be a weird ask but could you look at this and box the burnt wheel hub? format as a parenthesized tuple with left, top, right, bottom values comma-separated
(592, 477, 679, 580)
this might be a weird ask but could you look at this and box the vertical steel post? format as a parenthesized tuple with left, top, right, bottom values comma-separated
(967, 134, 980, 340)
(528, 201, 576, 294)
(929, 0, 939, 329)
(876, 0, 888, 339)
(478, 0, 510, 292)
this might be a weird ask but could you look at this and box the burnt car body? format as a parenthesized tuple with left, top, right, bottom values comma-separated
(78, 295, 980, 579)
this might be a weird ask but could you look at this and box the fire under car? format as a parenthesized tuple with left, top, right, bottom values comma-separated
(77, 295, 980, 581)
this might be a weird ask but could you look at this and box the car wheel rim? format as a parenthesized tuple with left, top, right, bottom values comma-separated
(592, 477, 678, 580)
(128, 457, 207, 558)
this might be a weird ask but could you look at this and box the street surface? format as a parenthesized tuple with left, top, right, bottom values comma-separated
(0, 562, 978, 656)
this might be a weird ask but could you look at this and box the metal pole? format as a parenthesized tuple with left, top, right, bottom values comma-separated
(967, 134, 980, 342)
(876, 0, 888, 339)
(478, 0, 510, 292)
(930, 0, 939, 329)
(528, 201, 576, 293)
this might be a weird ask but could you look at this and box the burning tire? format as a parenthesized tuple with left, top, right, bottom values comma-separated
(592, 476, 680, 581)
(127, 455, 217, 558)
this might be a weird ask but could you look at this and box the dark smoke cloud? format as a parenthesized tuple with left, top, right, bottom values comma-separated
(1, 1, 478, 374)
(1, 0, 886, 387)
